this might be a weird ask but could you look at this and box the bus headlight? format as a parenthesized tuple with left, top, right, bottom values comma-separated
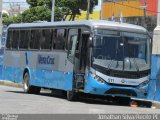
(139, 80, 149, 87)
(94, 75, 106, 84)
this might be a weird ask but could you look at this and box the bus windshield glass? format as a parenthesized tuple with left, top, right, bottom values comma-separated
(92, 30, 150, 72)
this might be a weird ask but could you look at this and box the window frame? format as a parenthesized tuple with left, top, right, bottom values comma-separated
(5, 25, 91, 52)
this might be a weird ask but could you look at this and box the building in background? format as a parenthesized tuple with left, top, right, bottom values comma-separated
(101, 0, 158, 32)
(67, 1, 100, 21)
(73, 10, 100, 20)
(2, 3, 27, 17)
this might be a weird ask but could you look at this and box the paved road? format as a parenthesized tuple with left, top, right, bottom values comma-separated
(0, 85, 160, 114)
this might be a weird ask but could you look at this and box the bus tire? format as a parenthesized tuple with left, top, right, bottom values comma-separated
(23, 72, 41, 94)
(67, 90, 77, 101)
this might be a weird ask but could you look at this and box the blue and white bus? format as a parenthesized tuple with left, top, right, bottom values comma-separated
(3, 20, 151, 100)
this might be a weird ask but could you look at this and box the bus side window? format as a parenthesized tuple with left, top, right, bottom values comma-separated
(67, 29, 79, 61)
(19, 30, 25, 49)
(12, 30, 19, 49)
(19, 30, 29, 49)
(54, 29, 65, 50)
(30, 29, 41, 49)
(68, 35, 78, 61)
(6, 29, 12, 49)
(41, 29, 52, 50)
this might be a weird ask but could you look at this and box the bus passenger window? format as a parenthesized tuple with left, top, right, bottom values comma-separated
(19, 30, 29, 49)
(6, 30, 12, 49)
(67, 29, 79, 48)
(68, 35, 78, 61)
(54, 29, 65, 50)
(12, 30, 19, 49)
(30, 29, 41, 49)
(41, 29, 52, 49)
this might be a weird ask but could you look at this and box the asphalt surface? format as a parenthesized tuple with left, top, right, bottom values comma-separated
(0, 85, 160, 114)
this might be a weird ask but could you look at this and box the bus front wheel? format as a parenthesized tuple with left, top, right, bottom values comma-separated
(23, 72, 41, 94)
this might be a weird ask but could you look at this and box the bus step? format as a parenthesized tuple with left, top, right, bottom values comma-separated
(75, 81, 84, 89)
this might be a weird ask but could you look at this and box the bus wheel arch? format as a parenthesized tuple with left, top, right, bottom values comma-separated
(23, 68, 41, 94)
(23, 68, 30, 80)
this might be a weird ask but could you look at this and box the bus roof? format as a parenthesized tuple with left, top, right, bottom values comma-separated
(8, 20, 147, 33)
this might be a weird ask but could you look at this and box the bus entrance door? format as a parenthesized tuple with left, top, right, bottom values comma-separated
(75, 34, 90, 89)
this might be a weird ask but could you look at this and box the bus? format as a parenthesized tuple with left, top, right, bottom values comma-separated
(3, 20, 151, 100)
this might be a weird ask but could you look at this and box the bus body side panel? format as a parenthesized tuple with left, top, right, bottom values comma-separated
(29, 69, 73, 91)
(3, 50, 24, 83)
(27, 51, 73, 91)
(3, 50, 74, 91)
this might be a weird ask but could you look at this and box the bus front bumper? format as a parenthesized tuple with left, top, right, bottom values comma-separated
(84, 75, 148, 99)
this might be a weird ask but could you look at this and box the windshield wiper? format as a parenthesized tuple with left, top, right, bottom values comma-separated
(107, 59, 114, 71)
(128, 57, 132, 69)
(132, 58, 139, 72)
(123, 37, 134, 71)
(128, 49, 139, 72)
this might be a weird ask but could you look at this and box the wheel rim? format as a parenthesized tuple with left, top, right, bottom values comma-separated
(24, 74, 29, 91)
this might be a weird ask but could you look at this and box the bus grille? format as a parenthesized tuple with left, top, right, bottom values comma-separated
(110, 72, 149, 79)
(107, 83, 137, 87)
(111, 73, 139, 79)
(105, 88, 137, 97)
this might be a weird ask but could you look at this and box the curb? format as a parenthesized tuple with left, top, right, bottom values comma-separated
(0, 80, 23, 88)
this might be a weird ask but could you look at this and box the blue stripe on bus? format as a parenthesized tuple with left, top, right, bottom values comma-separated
(2, 66, 73, 91)
(2, 66, 23, 83)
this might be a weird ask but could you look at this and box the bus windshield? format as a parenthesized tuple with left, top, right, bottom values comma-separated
(92, 30, 151, 72)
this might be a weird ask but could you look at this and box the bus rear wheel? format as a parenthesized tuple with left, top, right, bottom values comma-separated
(23, 72, 41, 94)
